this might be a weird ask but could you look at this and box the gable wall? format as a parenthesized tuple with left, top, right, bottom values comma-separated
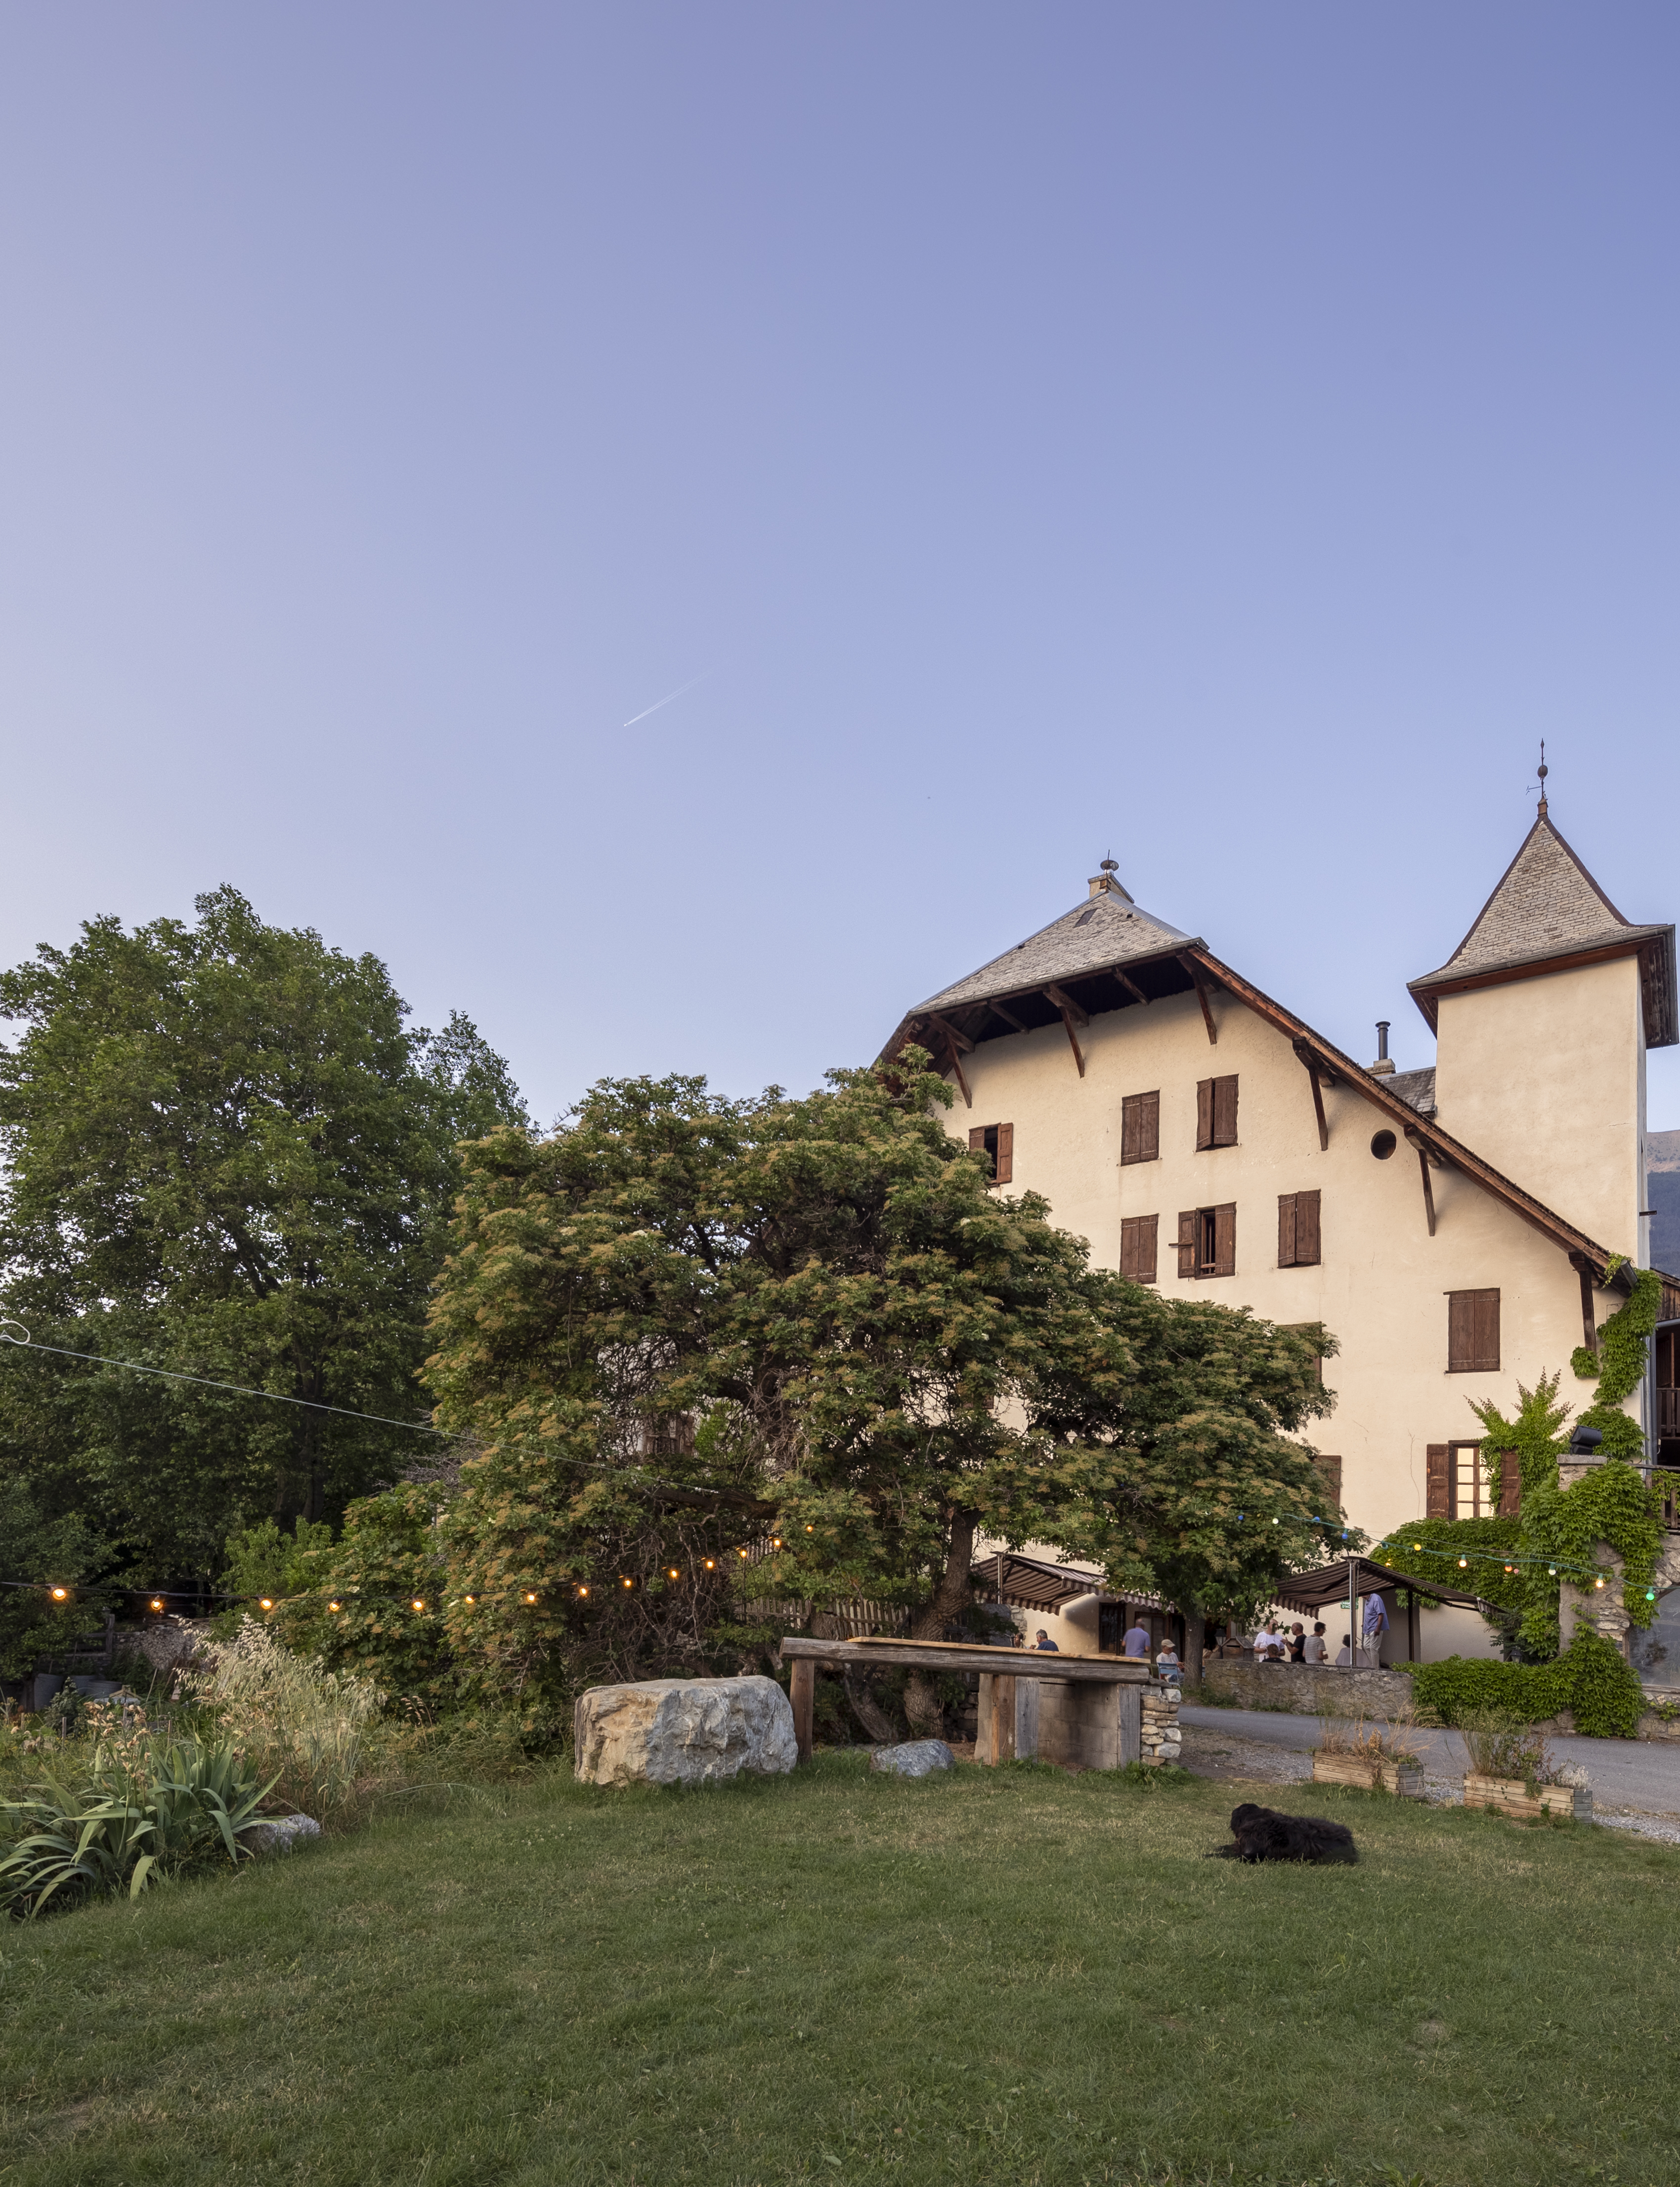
(944, 986, 1617, 1547)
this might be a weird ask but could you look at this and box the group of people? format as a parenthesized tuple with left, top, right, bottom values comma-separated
(1250, 1592, 1389, 1667)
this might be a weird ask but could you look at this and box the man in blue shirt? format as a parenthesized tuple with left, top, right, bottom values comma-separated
(1121, 1620, 1152, 1659)
(1033, 1628, 1059, 1651)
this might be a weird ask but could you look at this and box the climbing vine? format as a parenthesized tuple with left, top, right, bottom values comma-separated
(1569, 1258, 1663, 1462)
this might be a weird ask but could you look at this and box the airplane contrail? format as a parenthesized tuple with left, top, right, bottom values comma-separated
(622, 668, 714, 728)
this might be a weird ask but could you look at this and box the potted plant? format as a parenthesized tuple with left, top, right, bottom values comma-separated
(1459, 1709, 1591, 1820)
(1312, 1712, 1424, 1797)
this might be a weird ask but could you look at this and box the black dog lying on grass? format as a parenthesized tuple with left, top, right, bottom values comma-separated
(1206, 1801, 1358, 1864)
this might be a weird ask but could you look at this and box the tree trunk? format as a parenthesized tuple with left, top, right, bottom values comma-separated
(843, 1669, 899, 1744)
(1182, 1601, 1206, 1687)
(905, 1508, 979, 1736)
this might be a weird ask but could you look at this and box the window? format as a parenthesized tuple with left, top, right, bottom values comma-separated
(1427, 1440, 1518, 1517)
(1120, 1214, 1158, 1283)
(1446, 1288, 1499, 1372)
(1120, 1090, 1160, 1166)
(1277, 1190, 1321, 1267)
(1176, 1203, 1236, 1278)
(1196, 1075, 1238, 1149)
(968, 1123, 1013, 1185)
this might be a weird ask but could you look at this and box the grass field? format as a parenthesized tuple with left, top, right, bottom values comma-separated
(2, 1753, 1676, 2187)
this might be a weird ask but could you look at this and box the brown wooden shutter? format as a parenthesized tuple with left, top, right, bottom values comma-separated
(969, 1126, 987, 1157)
(1426, 1443, 1450, 1517)
(1196, 1080, 1214, 1150)
(1295, 1189, 1320, 1266)
(1140, 1090, 1158, 1162)
(1119, 1217, 1138, 1279)
(1136, 1213, 1157, 1283)
(1498, 1449, 1521, 1517)
(995, 1122, 1013, 1184)
(1475, 1290, 1499, 1371)
(1314, 1454, 1342, 1511)
(1176, 1211, 1198, 1278)
(1212, 1075, 1238, 1146)
(1211, 1202, 1236, 1276)
(1448, 1289, 1500, 1371)
(1121, 1097, 1139, 1166)
(1278, 1193, 1297, 1267)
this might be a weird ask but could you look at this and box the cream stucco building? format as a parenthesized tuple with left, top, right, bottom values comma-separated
(880, 799, 1679, 1658)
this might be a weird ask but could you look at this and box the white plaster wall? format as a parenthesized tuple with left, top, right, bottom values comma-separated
(1432, 958, 1644, 1262)
(945, 984, 1633, 1548)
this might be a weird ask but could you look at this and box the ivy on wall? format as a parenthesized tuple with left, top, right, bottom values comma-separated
(1407, 1626, 1647, 1739)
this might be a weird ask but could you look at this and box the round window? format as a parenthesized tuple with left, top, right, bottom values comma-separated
(1370, 1130, 1397, 1160)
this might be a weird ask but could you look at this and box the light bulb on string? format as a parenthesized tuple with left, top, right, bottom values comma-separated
(524, 1592, 538, 1605)
(411, 1598, 426, 1612)
(259, 1598, 275, 1611)
(149, 1596, 164, 1612)
(50, 1586, 69, 1600)
(464, 1594, 476, 1605)
(622, 1577, 633, 1589)
(1458, 1559, 1468, 1569)
(703, 1560, 715, 1571)
(1594, 1575, 1605, 1589)
(328, 1601, 342, 1614)
(668, 1568, 680, 1579)
(577, 1585, 589, 1597)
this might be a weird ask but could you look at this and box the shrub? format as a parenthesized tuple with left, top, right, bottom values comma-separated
(1406, 1627, 1646, 1737)
(1459, 1708, 1556, 1787)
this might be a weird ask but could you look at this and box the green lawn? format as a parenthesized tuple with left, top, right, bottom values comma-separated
(1, 1755, 1676, 2187)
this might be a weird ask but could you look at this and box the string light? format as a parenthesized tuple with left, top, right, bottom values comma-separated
(737, 1548, 749, 1559)
(703, 1559, 715, 1571)
(577, 1585, 589, 1597)
(1594, 1575, 1606, 1590)
(51, 1586, 69, 1601)
(770, 1537, 782, 1550)
(259, 1597, 275, 1610)
(464, 1594, 476, 1605)
(328, 1601, 342, 1613)
(411, 1598, 426, 1612)
(523, 1591, 538, 1604)
(148, 1596, 165, 1612)
(668, 1567, 680, 1579)
(806, 1525, 815, 1533)
(621, 1577, 633, 1589)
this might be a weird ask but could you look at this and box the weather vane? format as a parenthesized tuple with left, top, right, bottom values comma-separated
(1531, 740, 1549, 816)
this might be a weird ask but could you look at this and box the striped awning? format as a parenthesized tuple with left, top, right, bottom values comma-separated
(971, 1551, 1161, 1615)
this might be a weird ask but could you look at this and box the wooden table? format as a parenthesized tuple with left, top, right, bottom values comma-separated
(779, 1636, 1151, 1769)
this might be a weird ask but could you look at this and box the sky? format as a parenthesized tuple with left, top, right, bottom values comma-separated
(1, 5, 1677, 1132)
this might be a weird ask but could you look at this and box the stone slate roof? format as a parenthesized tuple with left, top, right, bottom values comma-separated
(914, 882, 1196, 1015)
(1408, 809, 1676, 1047)
(1385, 1066, 1436, 1117)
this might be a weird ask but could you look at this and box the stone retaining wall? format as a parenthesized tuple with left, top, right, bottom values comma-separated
(1197, 1660, 1416, 1715)
(1140, 1682, 1181, 1765)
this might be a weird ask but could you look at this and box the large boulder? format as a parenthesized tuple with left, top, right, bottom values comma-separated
(573, 1675, 798, 1788)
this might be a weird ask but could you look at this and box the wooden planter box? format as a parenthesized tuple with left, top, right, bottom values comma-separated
(1463, 1773, 1592, 1821)
(1312, 1753, 1423, 1797)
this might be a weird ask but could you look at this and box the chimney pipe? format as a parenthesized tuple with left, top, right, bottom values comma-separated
(1369, 1020, 1395, 1076)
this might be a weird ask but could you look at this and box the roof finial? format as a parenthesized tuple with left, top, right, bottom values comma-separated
(1536, 740, 1548, 818)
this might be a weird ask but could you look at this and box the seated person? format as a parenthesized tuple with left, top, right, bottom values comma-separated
(1032, 1627, 1059, 1651)
(1155, 1641, 1182, 1684)
(1333, 1632, 1355, 1666)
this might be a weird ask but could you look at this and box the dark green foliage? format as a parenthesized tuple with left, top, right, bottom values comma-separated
(0, 1476, 108, 1678)
(275, 1487, 457, 1706)
(1407, 1627, 1647, 1737)
(0, 886, 524, 1578)
(221, 1518, 334, 1606)
(1570, 1261, 1663, 1464)
(1373, 1517, 1523, 1618)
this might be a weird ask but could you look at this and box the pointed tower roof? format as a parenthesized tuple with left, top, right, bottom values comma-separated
(1408, 807, 1676, 1047)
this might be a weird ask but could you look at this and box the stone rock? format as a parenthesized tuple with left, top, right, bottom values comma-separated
(247, 1814, 323, 1856)
(869, 1739, 955, 1779)
(573, 1676, 797, 1788)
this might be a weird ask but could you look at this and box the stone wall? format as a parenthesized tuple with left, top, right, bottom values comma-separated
(1140, 1682, 1181, 1765)
(1197, 1660, 1416, 1716)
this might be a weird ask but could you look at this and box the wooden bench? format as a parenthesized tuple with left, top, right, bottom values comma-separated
(779, 1636, 1150, 1769)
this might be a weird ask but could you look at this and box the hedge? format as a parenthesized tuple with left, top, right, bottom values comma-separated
(1402, 1627, 1647, 1739)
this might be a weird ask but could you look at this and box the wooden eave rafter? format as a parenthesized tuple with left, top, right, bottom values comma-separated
(1043, 985, 1087, 1077)
(1178, 953, 1218, 1044)
(924, 1009, 975, 1053)
(1108, 965, 1150, 1005)
(875, 943, 1204, 1070)
(1186, 945, 1627, 1288)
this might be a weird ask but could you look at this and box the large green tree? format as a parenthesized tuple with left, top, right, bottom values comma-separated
(422, 1056, 1343, 1731)
(0, 886, 524, 1583)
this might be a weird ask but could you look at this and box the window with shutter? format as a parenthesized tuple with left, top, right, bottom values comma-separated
(1120, 1091, 1159, 1166)
(1176, 1211, 1197, 1278)
(1278, 1190, 1321, 1267)
(1447, 1289, 1500, 1372)
(1425, 1443, 1450, 1517)
(1498, 1450, 1521, 1517)
(1197, 1077, 1239, 1148)
(1179, 1205, 1236, 1277)
(1313, 1454, 1342, 1512)
(968, 1124, 1012, 1185)
(1120, 1214, 1158, 1284)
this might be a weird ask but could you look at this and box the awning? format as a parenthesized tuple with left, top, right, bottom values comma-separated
(970, 1551, 1162, 1615)
(1272, 1555, 1494, 1618)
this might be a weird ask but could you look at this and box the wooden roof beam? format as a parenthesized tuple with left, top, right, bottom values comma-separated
(1042, 984, 1088, 1026)
(1178, 954, 1218, 1044)
(1108, 965, 1150, 1006)
(1292, 1039, 1331, 1151)
(925, 1010, 975, 1053)
(983, 998, 1030, 1035)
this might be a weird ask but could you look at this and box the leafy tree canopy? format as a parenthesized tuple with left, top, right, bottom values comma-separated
(421, 1055, 1346, 1729)
(0, 886, 525, 1582)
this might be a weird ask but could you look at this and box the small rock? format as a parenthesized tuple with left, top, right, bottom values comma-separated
(246, 1814, 322, 1856)
(869, 1739, 955, 1779)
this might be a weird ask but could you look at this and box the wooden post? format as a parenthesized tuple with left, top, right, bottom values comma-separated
(790, 1657, 815, 1762)
(1407, 1589, 1420, 1666)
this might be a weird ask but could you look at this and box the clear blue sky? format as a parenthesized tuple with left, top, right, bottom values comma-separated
(2, 5, 1677, 1137)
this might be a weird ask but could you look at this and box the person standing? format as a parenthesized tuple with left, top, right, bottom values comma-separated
(1302, 1622, 1329, 1664)
(1121, 1618, 1153, 1659)
(1287, 1622, 1307, 1663)
(1363, 1592, 1390, 1665)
